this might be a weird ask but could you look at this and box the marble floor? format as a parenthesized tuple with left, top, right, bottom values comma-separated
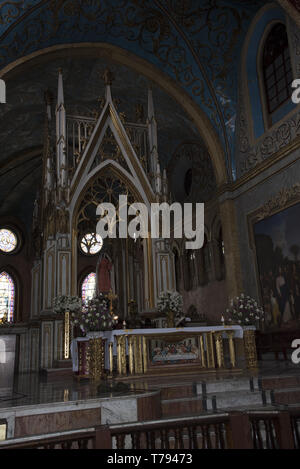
(1, 358, 300, 411)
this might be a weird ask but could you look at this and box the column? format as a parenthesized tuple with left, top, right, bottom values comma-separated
(219, 199, 243, 301)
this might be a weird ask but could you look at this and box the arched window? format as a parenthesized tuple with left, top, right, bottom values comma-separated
(263, 23, 293, 114)
(81, 272, 96, 305)
(0, 271, 15, 322)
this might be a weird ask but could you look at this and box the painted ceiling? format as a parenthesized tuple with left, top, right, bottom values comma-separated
(0, 55, 202, 227)
(0, 0, 273, 173)
(0, 0, 281, 228)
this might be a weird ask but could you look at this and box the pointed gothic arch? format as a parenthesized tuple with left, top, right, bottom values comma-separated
(71, 163, 155, 310)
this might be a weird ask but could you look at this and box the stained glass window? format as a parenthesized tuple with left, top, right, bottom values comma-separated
(0, 272, 15, 322)
(80, 233, 103, 255)
(81, 272, 96, 304)
(0, 229, 17, 253)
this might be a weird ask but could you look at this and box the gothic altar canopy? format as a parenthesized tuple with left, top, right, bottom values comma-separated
(31, 66, 178, 327)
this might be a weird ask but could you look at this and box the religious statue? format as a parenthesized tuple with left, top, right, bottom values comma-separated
(97, 254, 113, 294)
(57, 206, 69, 233)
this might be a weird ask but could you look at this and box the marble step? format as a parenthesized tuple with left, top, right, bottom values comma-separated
(196, 377, 258, 395)
(203, 390, 272, 411)
(40, 367, 74, 381)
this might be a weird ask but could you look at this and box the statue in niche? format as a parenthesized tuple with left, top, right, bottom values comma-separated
(96, 245, 114, 295)
(57, 206, 69, 233)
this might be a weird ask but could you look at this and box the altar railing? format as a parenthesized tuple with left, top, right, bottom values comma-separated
(0, 409, 297, 449)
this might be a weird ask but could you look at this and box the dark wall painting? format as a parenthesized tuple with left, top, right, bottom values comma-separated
(254, 202, 300, 329)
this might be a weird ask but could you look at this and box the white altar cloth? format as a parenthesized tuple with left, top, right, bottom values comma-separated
(71, 325, 245, 372)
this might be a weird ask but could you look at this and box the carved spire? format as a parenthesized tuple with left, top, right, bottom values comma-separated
(43, 90, 54, 204)
(57, 68, 64, 106)
(102, 68, 114, 102)
(155, 161, 162, 197)
(162, 168, 168, 202)
(56, 69, 67, 195)
(147, 85, 159, 191)
(44, 89, 53, 121)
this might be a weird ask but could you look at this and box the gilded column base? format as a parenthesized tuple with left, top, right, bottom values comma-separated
(214, 332, 225, 368)
(226, 331, 236, 368)
(89, 337, 104, 382)
(243, 329, 258, 369)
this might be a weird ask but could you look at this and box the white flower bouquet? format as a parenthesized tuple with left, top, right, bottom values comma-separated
(70, 294, 113, 333)
(53, 295, 82, 314)
(157, 290, 183, 328)
(225, 293, 265, 327)
(157, 290, 183, 314)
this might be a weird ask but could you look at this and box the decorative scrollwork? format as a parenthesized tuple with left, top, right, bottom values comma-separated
(256, 183, 300, 221)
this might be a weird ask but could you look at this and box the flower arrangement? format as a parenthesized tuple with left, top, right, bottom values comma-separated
(53, 295, 82, 314)
(157, 291, 183, 314)
(225, 294, 265, 327)
(157, 291, 183, 328)
(0, 312, 10, 326)
(70, 294, 113, 333)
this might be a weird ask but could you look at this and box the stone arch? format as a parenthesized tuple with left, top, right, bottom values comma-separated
(71, 163, 154, 306)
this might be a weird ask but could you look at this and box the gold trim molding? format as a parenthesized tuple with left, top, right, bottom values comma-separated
(248, 182, 300, 250)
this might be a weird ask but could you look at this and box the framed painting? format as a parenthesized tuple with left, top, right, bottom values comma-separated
(249, 184, 300, 330)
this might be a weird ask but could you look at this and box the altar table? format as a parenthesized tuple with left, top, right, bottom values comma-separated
(71, 326, 256, 380)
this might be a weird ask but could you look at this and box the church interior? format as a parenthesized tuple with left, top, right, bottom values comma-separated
(1, 0, 300, 450)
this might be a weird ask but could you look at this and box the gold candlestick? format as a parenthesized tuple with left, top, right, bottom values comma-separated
(107, 289, 117, 315)
(108, 341, 114, 378)
(64, 310, 70, 359)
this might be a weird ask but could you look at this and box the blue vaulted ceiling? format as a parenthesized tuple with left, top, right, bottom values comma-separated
(0, 0, 273, 179)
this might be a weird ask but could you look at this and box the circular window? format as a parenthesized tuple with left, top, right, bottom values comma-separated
(0, 229, 18, 254)
(80, 233, 103, 255)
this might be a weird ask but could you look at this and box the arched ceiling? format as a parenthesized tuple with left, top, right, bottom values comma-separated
(0, 0, 286, 231)
(0, 0, 274, 177)
(0, 55, 204, 228)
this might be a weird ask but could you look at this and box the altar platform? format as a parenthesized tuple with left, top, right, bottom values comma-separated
(1, 359, 300, 441)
